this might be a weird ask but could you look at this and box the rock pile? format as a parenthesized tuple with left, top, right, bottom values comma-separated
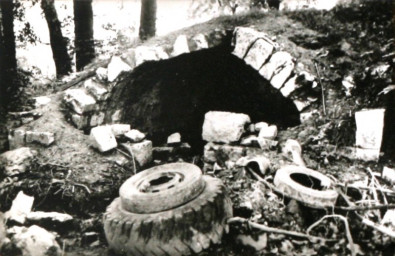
(202, 111, 278, 173)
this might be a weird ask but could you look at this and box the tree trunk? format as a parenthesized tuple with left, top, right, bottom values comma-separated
(41, 0, 72, 78)
(73, 0, 95, 71)
(139, 0, 157, 40)
(0, 0, 17, 107)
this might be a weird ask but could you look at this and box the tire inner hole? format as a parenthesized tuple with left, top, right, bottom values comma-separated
(290, 173, 324, 190)
(150, 175, 173, 186)
(147, 173, 183, 193)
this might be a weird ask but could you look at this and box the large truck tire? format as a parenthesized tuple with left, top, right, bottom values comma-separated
(103, 164, 233, 256)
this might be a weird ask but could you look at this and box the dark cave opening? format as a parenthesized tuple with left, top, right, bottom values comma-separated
(107, 44, 300, 151)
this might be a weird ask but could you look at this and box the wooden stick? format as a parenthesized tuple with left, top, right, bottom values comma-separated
(314, 62, 327, 116)
(227, 217, 332, 242)
(335, 204, 395, 211)
(337, 189, 395, 238)
(307, 214, 357, 256)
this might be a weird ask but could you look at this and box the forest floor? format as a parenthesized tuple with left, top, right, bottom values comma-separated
(1, 1, 394, 255)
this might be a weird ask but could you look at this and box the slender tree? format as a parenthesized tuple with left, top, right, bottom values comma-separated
(73, 0, 95, 71)
(41, 0, 72, 77)
(139, 0, 157, 40)
(0, 0, 17, 107)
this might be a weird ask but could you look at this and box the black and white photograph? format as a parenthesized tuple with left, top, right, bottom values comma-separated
(0, 0, 394, 255)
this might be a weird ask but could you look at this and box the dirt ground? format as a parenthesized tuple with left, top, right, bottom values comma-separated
(1, 1, 394, 255)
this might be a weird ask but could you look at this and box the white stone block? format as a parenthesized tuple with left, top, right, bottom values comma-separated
(167, 132, 181, 144)
(232, 27, 277, 60)
(355, 109, 385, 150)
(258, 125, 278, 140)
(134, 46, 169, 67)
(171, 35, 190, 56)
(0, 147, 36, 176)
(89, 126, 117, 152)
(192, 33, 208, 50)
(244, 38, 274, 70)
(124, 129, 146, 142)
(121, 140, 153, 167)
(10, 225, 60, 256)
(110, 124, 131, 136)
(382, 166, 395, 184)
(63, 88, 97, 114)
(95, 67, 108, 81)
(71, 114, 88, 129)
(280, 76, 298, 97)
(5, 191, 34, 224)
(89, 112, 105, 127)
(107, 56, 132, 82)
(84, 78, 108, 101)
(202, 111, 251, 144)
(33, 96, 51, 108)
(27, 211, 73, 223)
(9, 129, 26, 149)
(25, 131, 55, 146)
(259, 51, 294, 89)
(254, 122, 269, 132)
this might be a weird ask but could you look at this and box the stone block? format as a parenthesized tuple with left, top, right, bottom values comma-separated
(167, 132, 181, 145)
(84, 79, 108, 101)
(280, 76, 298, 97)
(33, 96, 51, 108)
(110, 124, 131, 136)
(9, 225, 61, 256)
(25, 131, 55, 146)
(258, 125, 278, 140)
(232, 27, 276, 60)
(89, 112, 105, 127)
(89, 126, 117, 152)
(124, 129, 146, 142)
(95, 67, 108, 81)
(259, 51, 294, 89)
(71, 114, 89, 129)
(171, 35, 189, 56)
(355, 109, 385, 150)
(254, 122, 269, 132)
(63, 89, 97, 114)
(26, 211, 73, 223)
(121, 140, 153, 167)
(107, 56, 132, 82)
(134, 46, 169, 67)
(191, 33, 208, 50)
(8, 129, 26, 149)
(0, 147, 36, 176)
(382, 166, 395, 185)
(202, 111, 251, 143)
(244, 38, 274, 70)
(5, 191, 34, 224)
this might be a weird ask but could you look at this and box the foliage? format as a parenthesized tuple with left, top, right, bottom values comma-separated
(189, 0, 269, 19)
(13, 0, 38, 45)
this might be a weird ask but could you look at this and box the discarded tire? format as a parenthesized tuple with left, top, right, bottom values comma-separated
(120, 163, 205, 213)
(274, 165, 338, 209)
(104, 163, 233, 256)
